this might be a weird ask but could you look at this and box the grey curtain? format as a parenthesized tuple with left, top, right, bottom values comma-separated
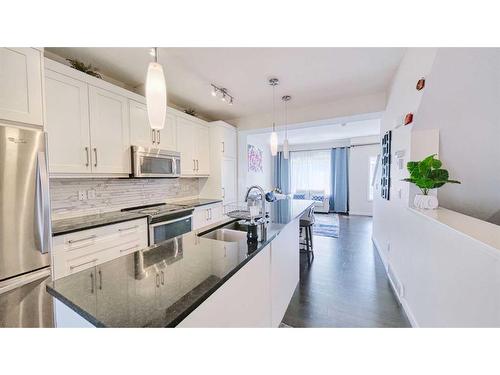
(273, 151, 290, 194)
(330, 147, 349, 213)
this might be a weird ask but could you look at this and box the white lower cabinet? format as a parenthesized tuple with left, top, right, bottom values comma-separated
(178, 217, 300, 328)
(178, 244, 272, 327)
(270, 218, 300, 326)
(52, 218, 148, 280)
(192, 202, 223, 230)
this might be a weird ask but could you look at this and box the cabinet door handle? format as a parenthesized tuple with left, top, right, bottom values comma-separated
(222, 188, 225, 199)
(85, 147, 90, 167)
(70, 258, 98, 270)
(221, 141, 225, 153)
(156, 273, 160, 288)
(118, 225, 139, 232)
(90, 272, 95, 294)
(195, 160, 199, 172)
(160, 270, 165, 285)
(193, 159, 196, 172)
(93, 148, 98, 167)
(120, 244, 139, 253)
(157, 130, 160, 145)
(68, 234, 96, 244)
(98, 269, 103, 290)
(152, 129, 156, 144)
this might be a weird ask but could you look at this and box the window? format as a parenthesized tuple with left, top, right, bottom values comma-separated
(368, 156, 377, 201)
(290, 150, 331, 196)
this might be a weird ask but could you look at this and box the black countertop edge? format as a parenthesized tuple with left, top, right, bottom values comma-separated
(46, 287, 106, 328)
(167, 228, 280, 327)
(175, 199, 223, 208)
(48, 200, 315, 328)
(52, 213, 150, 237)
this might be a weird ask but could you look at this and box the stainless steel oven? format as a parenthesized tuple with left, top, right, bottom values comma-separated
(131, 146, 181, 178)
(150, 213, 193, 245)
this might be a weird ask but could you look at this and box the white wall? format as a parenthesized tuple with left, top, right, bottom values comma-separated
(415, 48, 500, 223)
(372, 48, 500, 327)
(230, 92, 386, 130)
(348, 144, 379, 216)
(237, 131, 274, 200)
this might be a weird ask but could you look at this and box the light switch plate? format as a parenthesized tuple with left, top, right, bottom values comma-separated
(78, 190, 87, 201)
(87, 189, 96, 199)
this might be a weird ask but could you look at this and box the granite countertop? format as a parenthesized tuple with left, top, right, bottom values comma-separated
(47, 199, 315, 327)
(174, 198, 223, 208)
(52, 211, 150, 236)
(51, 198, 223, 236)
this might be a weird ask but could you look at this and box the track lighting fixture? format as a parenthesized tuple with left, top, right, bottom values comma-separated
(210, 84, 235, 105)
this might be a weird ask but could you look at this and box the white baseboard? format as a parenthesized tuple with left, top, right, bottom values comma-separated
(371, 236, 419, 328)
(350, 212, 373, 217)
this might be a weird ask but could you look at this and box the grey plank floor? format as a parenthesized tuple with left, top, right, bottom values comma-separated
(282, 214, 410, 328)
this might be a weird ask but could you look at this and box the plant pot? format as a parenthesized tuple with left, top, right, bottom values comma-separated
(414, 194, 439, 210)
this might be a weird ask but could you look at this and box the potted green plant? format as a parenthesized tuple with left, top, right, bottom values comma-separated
(402, 154, 460, 209)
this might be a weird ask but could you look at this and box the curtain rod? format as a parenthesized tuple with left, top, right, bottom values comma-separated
(287, 142, 379, 153)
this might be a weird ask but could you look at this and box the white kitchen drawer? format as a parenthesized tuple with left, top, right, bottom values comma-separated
(52, 218, 148, 280)
(192, 203, 223, 230)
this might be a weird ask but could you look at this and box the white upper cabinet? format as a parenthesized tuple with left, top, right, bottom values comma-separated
(221, 125, 237, 159)
(129, 100, 177, 151)
(45, 69, 91, 174)
(177, 116, 210, 176)
(157, 111, 177, 151)
(199, 121, 237, 202)
(0, 48, 43, 126)
(129, 99, 154, 148)
(196, 124, 210, 175)
(89, 86, 130, 174)
(222, 158, 237, 204)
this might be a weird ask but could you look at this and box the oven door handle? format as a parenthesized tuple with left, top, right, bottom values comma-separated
(149, 214, 193, 228)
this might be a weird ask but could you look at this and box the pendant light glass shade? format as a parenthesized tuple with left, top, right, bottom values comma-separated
(282, 138, 289, 159)
(270, 130, 278, 156)
(146, 49, 167, 130)
(269, 78, 279, 157)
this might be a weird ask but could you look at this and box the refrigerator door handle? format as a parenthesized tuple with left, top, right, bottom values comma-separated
(34, 151, 51, 254)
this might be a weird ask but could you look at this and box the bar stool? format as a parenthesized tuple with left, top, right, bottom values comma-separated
(299, 206, 315, 259)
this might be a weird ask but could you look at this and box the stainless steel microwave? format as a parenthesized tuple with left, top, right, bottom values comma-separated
(131, 146, 181, 178)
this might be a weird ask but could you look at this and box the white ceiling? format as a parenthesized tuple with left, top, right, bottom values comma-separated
(276, 118, 380, 145)
(46, 47, 404, 121)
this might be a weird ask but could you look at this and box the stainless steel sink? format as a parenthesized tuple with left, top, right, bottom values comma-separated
(221, 221, 250, 232)
(201, 228, 247, 242)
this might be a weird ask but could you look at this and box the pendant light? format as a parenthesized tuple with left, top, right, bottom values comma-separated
(269, 78, 279, 156)
(282, 95, 291, 159)
(146, 47, 167, 130)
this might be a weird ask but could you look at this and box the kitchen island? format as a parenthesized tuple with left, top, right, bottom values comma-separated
(47, 199, 315, 327)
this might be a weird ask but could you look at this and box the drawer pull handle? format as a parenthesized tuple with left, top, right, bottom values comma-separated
(118, 225, 139, 232)
(68, 235, 96, 244)
(120, 244, 139, 253)
(70, 258, 98, 270)
(160, 270, 165, 285)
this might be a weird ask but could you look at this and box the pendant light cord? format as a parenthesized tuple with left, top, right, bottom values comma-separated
(272, 83, 276, 132)
(284, 99, 288, 138)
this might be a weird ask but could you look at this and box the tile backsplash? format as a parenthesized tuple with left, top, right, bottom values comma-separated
(50, 178, 200, 220)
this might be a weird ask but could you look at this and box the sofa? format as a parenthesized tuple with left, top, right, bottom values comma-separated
(292, 190, 330, 213)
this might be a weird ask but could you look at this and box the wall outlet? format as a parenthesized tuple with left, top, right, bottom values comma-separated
(78, 190, 87, 201)
(87, 189, 96, 199)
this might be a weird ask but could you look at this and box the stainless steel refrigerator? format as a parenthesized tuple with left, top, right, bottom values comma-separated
(0, 124, 53, 327)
